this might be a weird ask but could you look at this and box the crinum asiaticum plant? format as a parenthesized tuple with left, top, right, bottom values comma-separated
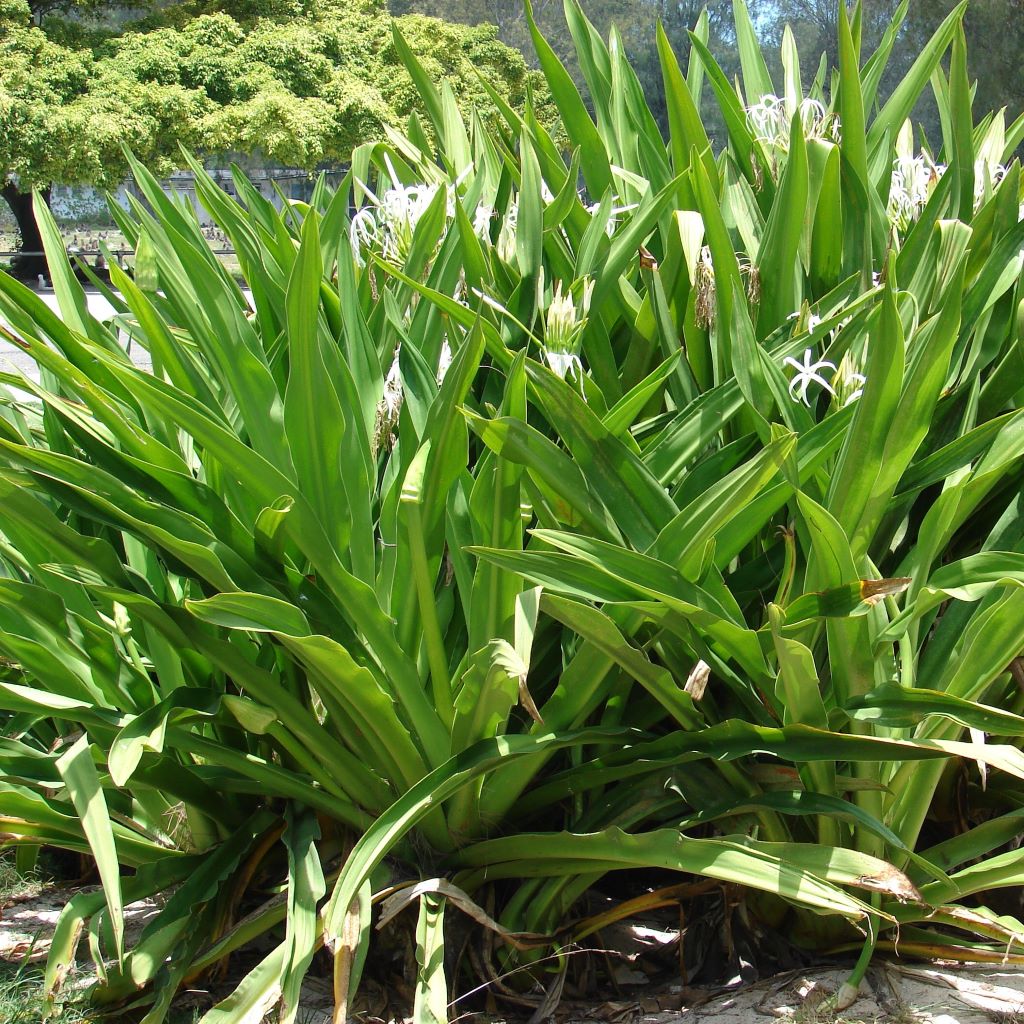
(2, 0, 1024, 1020)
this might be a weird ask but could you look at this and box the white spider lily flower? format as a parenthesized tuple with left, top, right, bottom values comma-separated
(373, 349, 404, 454)
(746, 94, 787, 144)
(798, 98, 830, 137)
(834, 353, 866, 407)
(586, 199, 639, 237)
(473, 204, 494, 239)
(378, 183, 440, 263)
(543, 349, 585, 381)
(843, 373, 867, 406)
(974, 160, 1007, 208)
(349, 208, 379, 267)
(784, 348, 837, 406)
(746, 95, 839, 149)
(436, 340, 453, 385)
(496, 201, 519, 263)
(382, 350, 403, 418)
(542, 278, 594, 384)
(350, 180, 444, 266)
(888, 154, 944, 229)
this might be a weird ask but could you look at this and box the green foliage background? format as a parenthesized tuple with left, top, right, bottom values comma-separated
(0, 0, 548, 192)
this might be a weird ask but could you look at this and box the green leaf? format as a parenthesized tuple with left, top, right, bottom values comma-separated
(847, 684, 1024, 736)
(524, 0, 611, 197)
(280, 807, 326, 1024)
(657, 22, 713, 178)
(868, 3, 968, 150)
(452, 828, 882, 918)
(55, 736, 125, 961)
(284, 211, 350, 556)
(541, 593, 702, 728)
(414, 892, 448, 1024)
(323, 728, 631, 941)
(732, 0, 774, 104)
(758, 112, 809, 333)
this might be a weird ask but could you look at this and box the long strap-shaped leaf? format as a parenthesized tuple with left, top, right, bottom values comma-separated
(55, 735, 125, 962)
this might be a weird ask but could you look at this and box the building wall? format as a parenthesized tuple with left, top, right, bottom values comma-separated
(49, 167, 335, 226)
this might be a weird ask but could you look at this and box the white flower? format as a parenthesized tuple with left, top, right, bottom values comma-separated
(373, 348, 404, 455)
(974, 160, 1007, 208)
(436, 340, 453, 385)
(834, 353, 866, 407)
(496, 201, 518, 263)
(746, 95, 839, 149)
(349, 208, 379, 267)
(586, 198, 639, 237)
(843, 373, 866, 406)
(377, 183, 441, 263)
(746, 94, 787, 145)
(382, 349, 403, 418)
(888, 154, 944, 229)
(798, 98, 831, 138)
(472, 204, 494, 239)
(543, 349, 585, 381)
(541, 278, 594, 383)
(784, 348, 837, 406)
(350, 171, 444, 267)
(784, 341, 867, 409)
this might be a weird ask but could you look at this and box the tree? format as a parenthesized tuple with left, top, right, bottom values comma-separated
(0, 0, 544, 277)
(385, 0, 759, 141)
(758, 0, 1024, 147)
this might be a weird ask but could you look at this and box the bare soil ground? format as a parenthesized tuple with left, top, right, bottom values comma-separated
(4, 885, 1024, 1024)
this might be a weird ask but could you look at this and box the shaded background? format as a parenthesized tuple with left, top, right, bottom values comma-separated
(385, 0, 1024, 145)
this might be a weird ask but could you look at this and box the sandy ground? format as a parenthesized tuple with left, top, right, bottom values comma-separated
(3, 885, 1024, 1024)
(0, 884, 161, 963)
(280, 963, 1024, 1024)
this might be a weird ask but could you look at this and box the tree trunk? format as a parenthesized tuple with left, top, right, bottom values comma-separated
(2, 182, 50, 282)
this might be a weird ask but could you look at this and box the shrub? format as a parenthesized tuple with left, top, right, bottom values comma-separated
(2, 1, 1024, 1021)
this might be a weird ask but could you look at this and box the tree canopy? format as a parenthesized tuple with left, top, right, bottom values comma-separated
(390, 0, 1024, 151)
(0, 0, 544, 259)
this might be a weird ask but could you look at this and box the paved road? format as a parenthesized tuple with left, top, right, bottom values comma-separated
(0, 290, 154, 387)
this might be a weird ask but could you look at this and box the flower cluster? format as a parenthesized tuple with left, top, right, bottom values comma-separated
(887, 153, 944, 229)
(784, 308, 866, 409)
(693, 246, 761, 329)
(350, 182, 445, 267)
(351, 166, 642, 271)
(783, 346, 865, 408)
(887, 153, 1008, 232)
(542, 276, 595, 384)
(746, 95, 840, 149)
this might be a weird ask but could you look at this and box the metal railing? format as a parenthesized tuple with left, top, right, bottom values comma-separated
(1, 249, 237, 263)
